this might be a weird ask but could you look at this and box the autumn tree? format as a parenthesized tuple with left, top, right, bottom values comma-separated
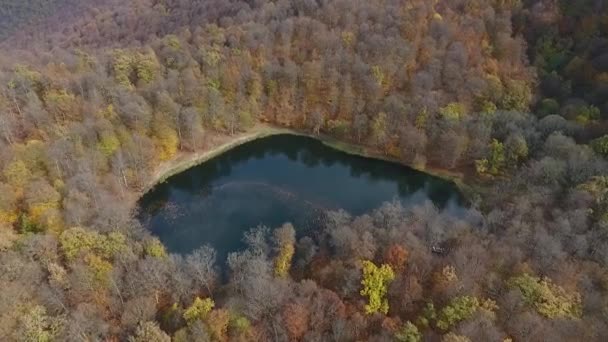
(509, 273, 582, 319)
(15, 305, 63, 342)
(282, 302, 309, 340)
(591, 135, 608, 157)
(476, 139, 506, 175)
(436, 296, 483, 330)
(360, 260, 395, 315)
(129, 321, 171, 342)
(383, 244, 409, 273)
(395, 321, 421, 342)
(205, 309, 230, 341)
(273, 223, 296, 278)
(183, 297, 215, 325)
(0, 182, 18, 225)
(144, 237, 167, 258)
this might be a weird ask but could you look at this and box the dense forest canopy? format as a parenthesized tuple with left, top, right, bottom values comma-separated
(0, 0, 607, 341)
(518, 0, 608, 128)
(0, 0, 88, 41)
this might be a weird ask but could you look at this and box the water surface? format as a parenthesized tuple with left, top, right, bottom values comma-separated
(138, 135, 464, 260)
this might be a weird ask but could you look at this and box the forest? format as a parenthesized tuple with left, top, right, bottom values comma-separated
(0, 0, 608, 341)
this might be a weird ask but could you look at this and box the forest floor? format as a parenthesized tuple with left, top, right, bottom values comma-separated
(140, 124, 480, 204)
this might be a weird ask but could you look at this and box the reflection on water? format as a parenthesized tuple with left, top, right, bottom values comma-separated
(138, 135, 465, 261)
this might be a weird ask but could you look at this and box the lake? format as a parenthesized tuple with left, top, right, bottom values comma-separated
(138, 134, 464, 260)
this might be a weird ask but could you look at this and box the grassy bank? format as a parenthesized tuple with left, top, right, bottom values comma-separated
(142, 125, 476, 201)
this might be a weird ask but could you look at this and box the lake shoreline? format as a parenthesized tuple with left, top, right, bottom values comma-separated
(140, 124, 475, 201)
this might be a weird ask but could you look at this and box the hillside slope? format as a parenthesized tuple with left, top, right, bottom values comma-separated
(0, 1, 607, 341)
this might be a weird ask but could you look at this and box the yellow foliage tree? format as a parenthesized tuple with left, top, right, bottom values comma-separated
(111, 49, 160, 87)
(436, 296, 485, 330)
(439, 102, 466, 121)
(510, 273, 582, 319)
(144, 237, 167, 258)
(43, 89, 79, 121)
(274, 243, 295, 278)
(25, 180, 63, 232)
(97, 131, 121, 157)
(273, 223, 296, 278)
(3, 159, 31, 190)
(0, 183, 18, 225)
(153, 123, 179, 161)
(85, 254, 113, 286)
(59, 227, 127, 261)
(183, 297, 215, 324)
(360, 260, 395, 315)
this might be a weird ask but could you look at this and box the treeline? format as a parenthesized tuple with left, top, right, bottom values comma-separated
(0, 0, 607, 341)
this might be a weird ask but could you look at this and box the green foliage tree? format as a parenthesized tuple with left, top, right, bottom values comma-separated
(43, 89, 78, 121)
(436, 296, 481, 330)
(416, 302, 437, 328)
(12, 64, 42, 88)
(144, 237, 167, 258)
(183, 297, 215, 324)
(500, 80, 532, 111)
(578, 176, 608, 223)
(134, 51, 160, 84)
(509, 273, 582, 319)
(96, 232, 128, 259)
(18, 213, 41, 234)
(572, 105, 600, 124)
(229, 313, 251, 335)
(439, 102, 466, 120)
(59, 227, 127, 261)
(395, 321, 421, 342)
(97, 131, 121, 157)
(505, 134, 529, 165)
(415, 108, 428, 130)
(111, 49, 160, 87)
(537, 98, 560, 118)
(360, 260, 395, 315)
(59, 227, 98, 260)
(478, 99, 497, 116)
(476, 139, 506, 175)
(17, 305, 63, 342)
(238, 110, 254, 130)
(112, 50, 135, 87)
(3, 159, 32, 189)
(85, 254, 113, 285)
(591, 135, 608, 157)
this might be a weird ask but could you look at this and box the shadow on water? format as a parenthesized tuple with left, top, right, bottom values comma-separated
(138, 135, 465, 262)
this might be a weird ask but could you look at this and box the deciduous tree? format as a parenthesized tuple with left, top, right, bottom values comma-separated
(360, 260, 395, 315)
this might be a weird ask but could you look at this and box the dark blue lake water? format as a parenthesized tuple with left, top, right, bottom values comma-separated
(138, 135, 464, 260)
